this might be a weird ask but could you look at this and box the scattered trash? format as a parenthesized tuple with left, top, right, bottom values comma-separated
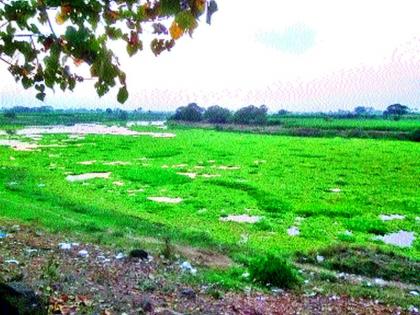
(220, 215, 261, 224)
(0, 231, 7, 239)
(316, 255, 325, 263)
(180, 261, 197, 275)
(287, 226, 300, 236)
(78, 250, 89, 257)
(115, 252, 125, 260)
(59, 243, 72, 250)
(5, 259, 19, 265)
(409, 290, 419, 297)
(408, 306, 419, 314)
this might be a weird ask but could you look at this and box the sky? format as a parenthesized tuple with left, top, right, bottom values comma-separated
(1, 0, 420, 112)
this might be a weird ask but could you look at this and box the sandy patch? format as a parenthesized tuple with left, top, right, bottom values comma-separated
(220, 215, 261, 224)
(379, 214, 405, 221)
(177, 172, 197, 179)
(254, 160, 267, 164)
(147, 197, 183, 204)
(113, 181, 124, 186)
(218, 166, 240, 170)
(374, 231, 415, 248)
(66, 172, 111, 182)
(15, 124, 175, 138)
(78, 160, 97, 165)
(0, 139, 38, 151)
(103, 161, 132, 166)
(161, 165, 169, 169)
(287, 226, 300, 236)
(194, 166, 205, 170)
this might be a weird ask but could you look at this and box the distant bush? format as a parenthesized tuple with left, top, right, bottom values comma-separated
(248, 253, 302, 289)
(411, 129, 420, 142)
(3, 111, 16, 119)
(172, 103, 205, 122)
(383, 104, 410, 118)
(233, 105, 268, 125)
(204, 105, 232, 123)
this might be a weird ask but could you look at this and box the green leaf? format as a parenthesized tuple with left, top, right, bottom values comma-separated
(117, 86, 129, 104)
(36, 92, 46, 101)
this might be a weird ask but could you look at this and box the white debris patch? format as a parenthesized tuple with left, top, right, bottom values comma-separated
(66, 172, 111, 182)
(177, 172, 197, 179)
(0, 139, 38, 151)
(287, 226, 300, 236)
(147, 197, 183, 204)
(220, 215, 261, 224)
(329, 188, 341, 193)
(373, 231, 415, 248)
(15, 124, 175, 138)
(78, 160, 97, 165)
(379, 214, 406, 221)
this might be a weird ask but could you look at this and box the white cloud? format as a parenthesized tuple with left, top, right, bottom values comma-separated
(2, 0, 420, 111)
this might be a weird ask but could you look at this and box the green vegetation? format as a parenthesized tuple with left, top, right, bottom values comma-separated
(0, 123, 419, 295)
(269, 116, 420, 132)
(248, 254, 302, 289)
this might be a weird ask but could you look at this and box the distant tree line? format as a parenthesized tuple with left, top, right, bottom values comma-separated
(170, 103, 416, 125)
(171, 103, 269, 125)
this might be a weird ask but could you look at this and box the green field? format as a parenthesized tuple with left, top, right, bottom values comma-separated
(270, 116, 420, 132)
(1, 124, 419, 269)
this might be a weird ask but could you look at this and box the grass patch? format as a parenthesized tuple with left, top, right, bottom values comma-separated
(298, 245, 420, 284)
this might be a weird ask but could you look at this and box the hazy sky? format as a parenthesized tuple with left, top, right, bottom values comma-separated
(1, 0, 420, 112)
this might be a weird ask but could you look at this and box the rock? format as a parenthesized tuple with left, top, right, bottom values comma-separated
(180, 288, 196, 300)
(0, 282, 46, 315)
(129, 249, 149, 260)
(138, 296, 153, 313)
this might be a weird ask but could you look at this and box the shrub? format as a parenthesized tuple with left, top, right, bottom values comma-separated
(233, 105, 268, 125)
(171, 103, 204, 122)
(410, 129, 420, 142)
(248, 253, 302, 289)
(204, 105, 232, 123)
(3, 111, 16, 119)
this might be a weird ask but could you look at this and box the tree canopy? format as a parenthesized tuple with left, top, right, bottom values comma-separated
(0, 0, 217, 103)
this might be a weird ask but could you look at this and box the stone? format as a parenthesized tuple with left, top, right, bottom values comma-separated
(0, 282, 46, 315)
(129, 249, 149, 260)
(180, 288, 196, 300)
